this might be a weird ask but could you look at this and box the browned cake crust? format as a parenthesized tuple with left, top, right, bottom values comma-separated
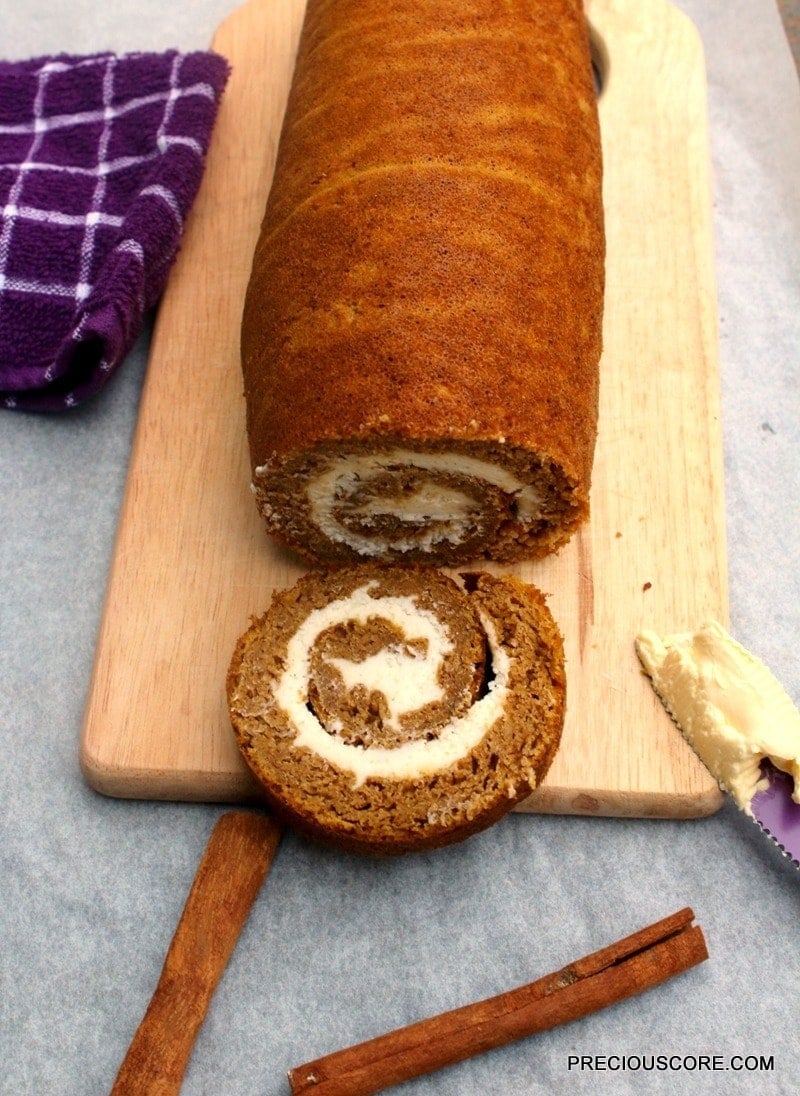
(227, 566, 566, 855)
(241, 0, 604, 565)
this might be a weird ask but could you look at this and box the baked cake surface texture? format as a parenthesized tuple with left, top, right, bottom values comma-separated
(241, 0, 604, 565)
(227, 567, 566, 854)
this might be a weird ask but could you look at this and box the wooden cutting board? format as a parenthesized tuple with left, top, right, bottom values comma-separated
(81, 0, 728, 817)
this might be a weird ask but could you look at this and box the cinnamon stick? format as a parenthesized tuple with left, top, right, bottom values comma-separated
(111, 810, 282, 1095)
(288, 907, 708, 1096)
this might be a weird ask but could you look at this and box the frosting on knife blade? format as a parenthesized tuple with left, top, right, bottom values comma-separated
(635, 621, 800, 816)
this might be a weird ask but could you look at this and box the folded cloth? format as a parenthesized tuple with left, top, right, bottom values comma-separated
(0, 49, 229, 411)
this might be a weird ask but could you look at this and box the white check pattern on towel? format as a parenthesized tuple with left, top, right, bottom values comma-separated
(0, 48, 228, 410)
(0, 52, 215, 311)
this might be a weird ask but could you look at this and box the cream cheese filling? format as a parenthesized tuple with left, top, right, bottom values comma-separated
(301, 448, 542, 554)
(348, 480, 475, 524)
(636, 620, 800, 813)
(273, 581, 510, 785)
(326, 640, 447, 733)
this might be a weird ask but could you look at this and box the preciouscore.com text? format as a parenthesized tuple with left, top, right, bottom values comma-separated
(567, 1054, 774, 1073)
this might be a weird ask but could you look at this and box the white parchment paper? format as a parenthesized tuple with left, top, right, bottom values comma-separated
(1, 2, 798, 1093)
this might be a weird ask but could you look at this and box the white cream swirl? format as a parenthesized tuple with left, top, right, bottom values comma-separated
(273, 581, 509, 785)
(301, 448, 541, 555)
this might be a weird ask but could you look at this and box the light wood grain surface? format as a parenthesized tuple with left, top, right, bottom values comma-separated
(80, 0, 727, 818)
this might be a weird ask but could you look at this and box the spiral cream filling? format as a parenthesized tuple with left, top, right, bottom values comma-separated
(299, 448, 542, 554)
(273, 580, 510, 785)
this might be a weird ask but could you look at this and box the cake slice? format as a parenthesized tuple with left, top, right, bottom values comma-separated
(227, 565, 565, 854)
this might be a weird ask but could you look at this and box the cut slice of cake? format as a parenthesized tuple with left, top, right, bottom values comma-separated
(227, 566, 565, 854)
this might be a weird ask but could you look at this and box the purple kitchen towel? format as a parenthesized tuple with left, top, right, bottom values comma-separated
(0, 49, 229, 411)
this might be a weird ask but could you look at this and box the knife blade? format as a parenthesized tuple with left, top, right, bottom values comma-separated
(634, 621, 800, 872)
(750, 760, 800, 867)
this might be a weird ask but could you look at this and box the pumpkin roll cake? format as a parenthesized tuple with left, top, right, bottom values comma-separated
(227, 566, 565, 854)
(241, 0, 604, 565)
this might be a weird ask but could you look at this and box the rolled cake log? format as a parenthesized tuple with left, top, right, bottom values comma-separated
(241, 0, 604, 565)
(227, 566, 565, 855)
